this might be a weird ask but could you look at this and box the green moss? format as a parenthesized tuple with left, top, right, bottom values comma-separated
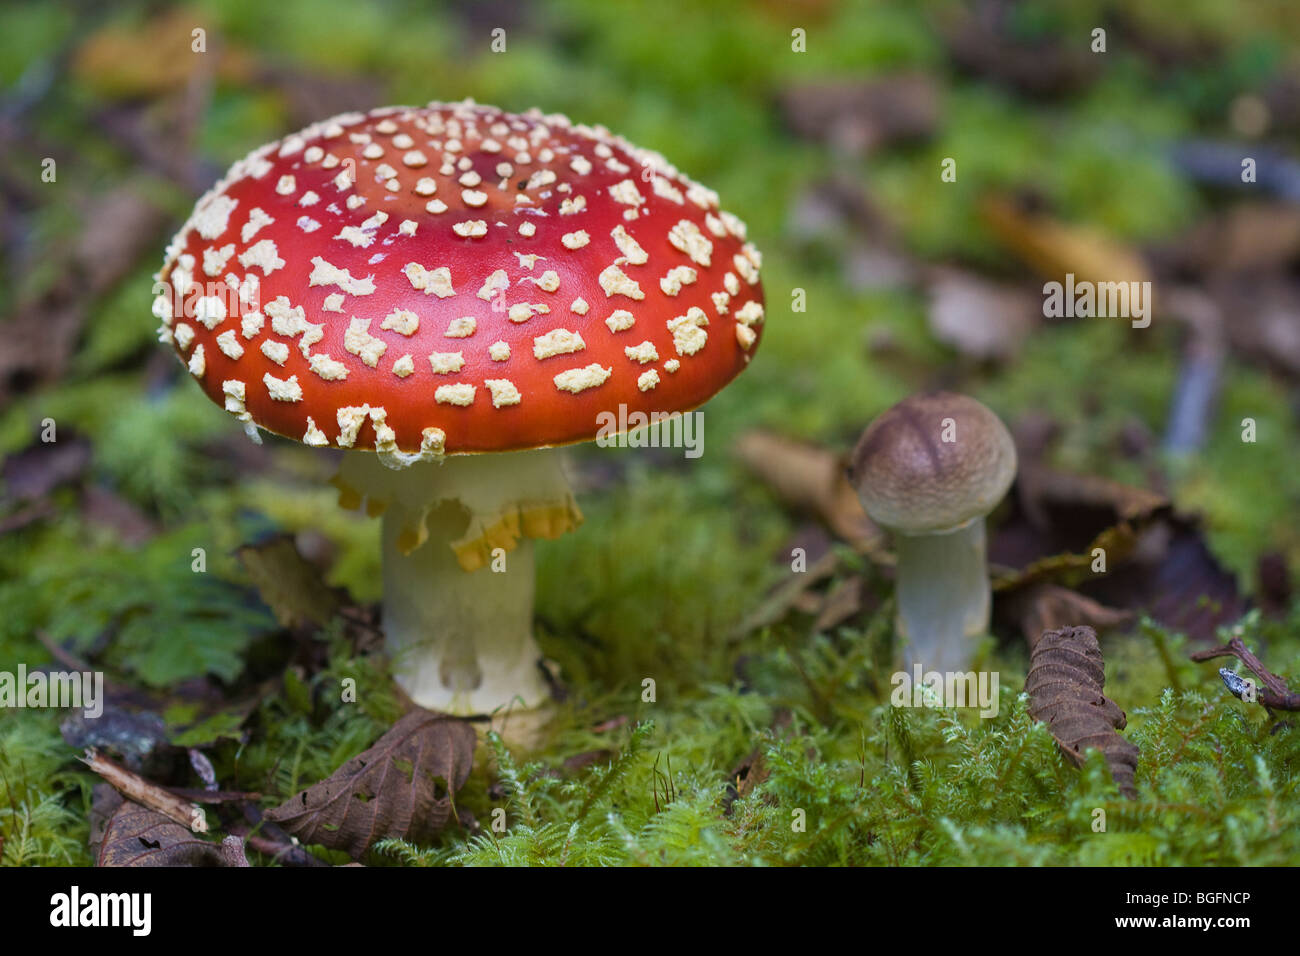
(371, 606, 1300, 866)
(0, 711, 93, 866)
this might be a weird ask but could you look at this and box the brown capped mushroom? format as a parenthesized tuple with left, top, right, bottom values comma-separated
(154, 100, 765, 715)
(848, 392, 1016, 671)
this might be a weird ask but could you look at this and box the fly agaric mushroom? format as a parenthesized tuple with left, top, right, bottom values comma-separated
(847, 392, 1015, 672)
(154, 100, 764, 715)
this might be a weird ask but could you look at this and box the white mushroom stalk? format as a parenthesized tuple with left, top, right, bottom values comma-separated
(891, 518, 990, 673)
(335, 449, 580, 714)
(849, 392, 1017, 673)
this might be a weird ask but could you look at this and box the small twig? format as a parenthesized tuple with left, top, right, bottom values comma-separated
(167, 788, 264, 804)
(727, 550, 840, 645)
(233, 804, 329, 867)
(35, 629, 95, 674)
(80, 748, 207, 832)
(1191, 636, 1300, 711)
(34, 630, 132, 694)
(226, 824, 326, 867)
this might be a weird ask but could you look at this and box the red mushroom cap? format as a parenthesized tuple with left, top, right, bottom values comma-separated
(155, 100, 765, 457)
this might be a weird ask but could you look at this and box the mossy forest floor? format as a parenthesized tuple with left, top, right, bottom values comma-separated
(2, 0, 1299, 865)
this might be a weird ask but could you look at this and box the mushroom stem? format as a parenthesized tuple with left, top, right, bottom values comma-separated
(381, 503, 548, 713)
(893, 518, 989, 672)
(336, 448, 580, 715)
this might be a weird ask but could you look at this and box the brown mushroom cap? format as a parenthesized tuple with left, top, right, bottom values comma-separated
(154, 100, 765, 459)
(848, 392, 1016, 535)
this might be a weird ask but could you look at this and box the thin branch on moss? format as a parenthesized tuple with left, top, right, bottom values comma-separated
(232, 803, 329, 867)
(168, 788, 263, 803)
(228, 824, 329, 867)
(80, 748, 206, 831)
(35, 630, 131, 695)
(1191, 635, 1300, 711)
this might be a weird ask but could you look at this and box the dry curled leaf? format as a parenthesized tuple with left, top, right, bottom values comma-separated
(97, 797, 240, 867)
(992, 420, 1243, 642)
(722, 709, 791, 817)
(723, 749, 770, 817)
(2, 187, 169, 400)
(991, 456, 1170, 594)
(1026, 626, 1139, 797)
(926, 267, 1039, 361)
(264, 708, 476, 859)
(980, 195, 1150, 290)
(237, 535, 342, 630)
(733, 430, 882, 553)
(1001, 582, 1132, 648)
(73, 6, 255, 98)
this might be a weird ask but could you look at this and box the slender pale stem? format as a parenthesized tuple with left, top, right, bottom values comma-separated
(381, 499, 550, 714)
(893, 518, 989, 672)
(335, 448, 576, 717)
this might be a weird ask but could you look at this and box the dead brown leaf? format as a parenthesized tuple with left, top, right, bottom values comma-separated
(95, 790, 241, 867)
(1, 187, 168, 399)
(1208, 275, 1300, 380)
(237, 534, 343, 630)
(72, 6, 255, 99)
(940, 1, 1099, 97)
(81, 485, 158, 545)
(926, 267, 1039, 361)
(1026, 626, 1139, 797)
(778, 74, 939, 154)
(724, 750, 770, 816)
(991, 437, 1243, 642)
(733, 430, 882, 552)
(722, 708, 791, 816)
(812, 575, 868, 633)
(1161, 202, 1300, 276)
(562, 750, 614, 773)
(992, 462, 1170, 592)
(1257, 552, 1292, 618)
(1025, 468, 1167, 536)
(264, 708, 476, 859)
(980, 195, 1151, 290)
(1, 436, 92, 504)
(1086, 518, 1247, 643)
(0, 501, 55, 535)
(1001, 583, 1133, 650)
(590, 714, 629, 734)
